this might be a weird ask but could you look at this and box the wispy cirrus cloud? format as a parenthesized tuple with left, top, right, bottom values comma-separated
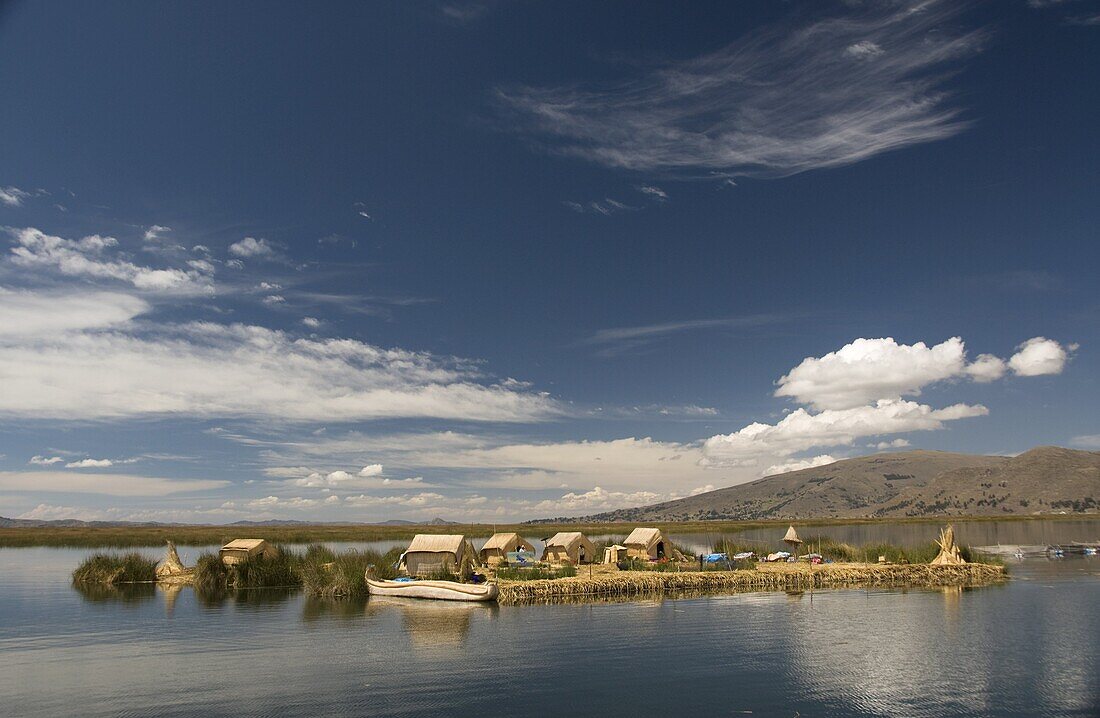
(1065, 12, 1100, 25)
(497, 1, 983, 179)
(439, 1, 491, 24)
(635, 185, 668, 201)
(1070, 434, 1100, 450)
(563, 198, 638, 215)
(0, 288, 148, 338)
(585, 313, 798, 355)
(0, 471, 228, 496)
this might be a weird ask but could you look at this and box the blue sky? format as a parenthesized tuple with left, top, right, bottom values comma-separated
(0, 0, 1097, 523)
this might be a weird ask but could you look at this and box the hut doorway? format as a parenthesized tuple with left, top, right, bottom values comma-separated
(656, 541, 665, 559)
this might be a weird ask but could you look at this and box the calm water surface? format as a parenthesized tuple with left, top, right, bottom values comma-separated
(1, 520, 1098, 717)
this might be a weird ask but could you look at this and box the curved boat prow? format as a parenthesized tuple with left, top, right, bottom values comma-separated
(365, 576, 499, 602)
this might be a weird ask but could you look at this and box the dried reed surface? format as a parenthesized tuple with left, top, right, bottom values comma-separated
(497, 563, 1005, 604)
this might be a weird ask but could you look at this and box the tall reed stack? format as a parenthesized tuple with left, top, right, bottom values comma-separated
(496, 563, 1005, 604)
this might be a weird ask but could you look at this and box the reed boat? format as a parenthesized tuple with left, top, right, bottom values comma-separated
(365, 576, 498, 602)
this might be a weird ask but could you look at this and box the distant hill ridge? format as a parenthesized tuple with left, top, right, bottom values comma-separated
(578, 446, 1100, 522)
(0, 517, 460, 529)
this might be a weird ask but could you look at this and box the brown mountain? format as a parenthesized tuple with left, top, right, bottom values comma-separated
(583, 447, 1100, 522)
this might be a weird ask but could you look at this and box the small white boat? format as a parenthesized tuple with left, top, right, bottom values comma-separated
(365, 576, 498, 602)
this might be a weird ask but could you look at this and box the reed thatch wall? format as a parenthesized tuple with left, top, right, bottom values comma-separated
(497, 563, 1005, 604)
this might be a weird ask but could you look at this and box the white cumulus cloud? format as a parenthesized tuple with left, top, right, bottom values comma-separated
(1008, 337, 1072, 377)
(965, 353, 1007, 383)
(764, 454, 838, 476)
(143, 225, 172, 242)
(228, 237, 275, 258)
(776, 337, 971, 410)
(65, 458, 113, 468)
(7, 227, 213, 294)
(702, 399, 987, 468)
(774, 336, 1068, 410)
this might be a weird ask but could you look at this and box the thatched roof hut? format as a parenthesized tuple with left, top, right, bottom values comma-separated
(220, 538, 277, 566)
(624, 527, 669, 560)
(402, 534, 479, 577)
(541, 532, 595, 565)
(478, 532, 535, 565)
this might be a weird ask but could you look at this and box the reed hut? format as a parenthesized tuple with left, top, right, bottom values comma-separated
(219, 538, 277, 566)
(624, 527, 669, 560)
(603, 544, 628, 564)
(541, 532, 595, 565)
(479, 532, 535, 566)
(401, 534, 479, 577)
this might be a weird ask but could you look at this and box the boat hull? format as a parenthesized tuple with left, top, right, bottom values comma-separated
(366, 577, 498, 602)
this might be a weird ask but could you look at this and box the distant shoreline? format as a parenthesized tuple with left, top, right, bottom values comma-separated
(3, 513, 1097, 548)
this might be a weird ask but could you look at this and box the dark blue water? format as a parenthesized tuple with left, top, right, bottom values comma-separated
(1, 521, 1098, 717)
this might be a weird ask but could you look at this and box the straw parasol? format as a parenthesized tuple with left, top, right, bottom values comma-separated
(782, 525, 803, 554)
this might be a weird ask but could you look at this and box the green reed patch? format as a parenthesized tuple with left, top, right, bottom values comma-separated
(72, 552, 157, 585)
(495, 565, 577, 581)
(192, 552, 230, 594)
(300, 545, 403, 598)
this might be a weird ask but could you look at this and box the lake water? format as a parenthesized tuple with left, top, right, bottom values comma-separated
(1, 520, 1098, 717)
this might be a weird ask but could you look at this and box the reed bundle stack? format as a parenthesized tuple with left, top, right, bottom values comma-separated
(155, 541, 194, 583)
(931, 524, 967, 566)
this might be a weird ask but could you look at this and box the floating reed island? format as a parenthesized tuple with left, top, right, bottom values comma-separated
(496, 562, 1005, 604)
(71, 524, 1007, 605)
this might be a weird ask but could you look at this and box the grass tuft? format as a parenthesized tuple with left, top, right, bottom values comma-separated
(300, 546, 403, 598)
(231, 546, 299, 588)
(192, 552, 230, 594)
(72, 552, 157, 585)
